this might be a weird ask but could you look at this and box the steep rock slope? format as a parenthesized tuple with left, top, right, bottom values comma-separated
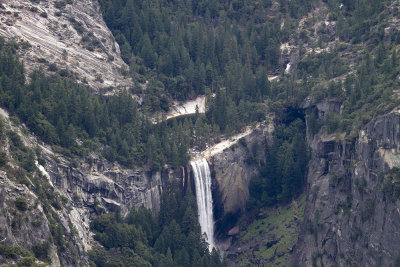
(0, 108, 186, 266)
(209, 119, 274, 239)
(0, 170, 62, 266)
(0, 0, 131, 90)
(294, 107, 400, 266)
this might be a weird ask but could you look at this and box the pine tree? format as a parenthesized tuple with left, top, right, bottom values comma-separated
(141, 34, 156, 68)
(170, 141, 179, 168)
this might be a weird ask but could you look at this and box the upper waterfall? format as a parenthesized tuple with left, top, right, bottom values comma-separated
(190, 158, 215, 251)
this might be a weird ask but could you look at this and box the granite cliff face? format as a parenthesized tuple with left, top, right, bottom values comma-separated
(0, 147, 185, 266)
(0, 108, 187, 266)
(293, 106, 400, 266)
(0, 0, 131, 91)
(43, 155, 174, 250)
(0, 170, 62, 266)
(209, 121, 274, 239)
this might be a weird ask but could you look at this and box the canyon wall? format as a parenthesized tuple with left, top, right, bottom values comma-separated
(294, 105, 400, 266)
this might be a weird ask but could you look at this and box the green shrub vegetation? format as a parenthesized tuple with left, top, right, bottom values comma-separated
(31, 220, 42, 227)
(15, 197, 28, 211)
(0, 150, 7, 167)
(382, 168, 400, 202)
(32, 241, 50, 262)
(7, 131, 35, 173)
(0, 244, 33, 259)
(235, 195, 306, 266)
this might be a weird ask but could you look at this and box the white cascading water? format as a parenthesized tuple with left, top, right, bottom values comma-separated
(191, 158, 215, 251)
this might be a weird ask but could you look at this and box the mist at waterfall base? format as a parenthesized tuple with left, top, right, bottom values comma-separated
(190, 158, 216, 251)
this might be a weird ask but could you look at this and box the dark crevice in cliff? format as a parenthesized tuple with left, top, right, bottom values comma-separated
(280, 107, 306, 125)
(187, 165, 197, 197)
(214, 211, 241, 241)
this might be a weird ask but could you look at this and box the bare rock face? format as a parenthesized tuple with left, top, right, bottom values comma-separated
(0, 168, 80, 266)
(293, 109, 400, 266)
(0, 0, 132, 90)
(42, 153, 185, 254)
(0, 171, 61, 266)
(46, 156, 165, 216)
(210, 122, 274, 237)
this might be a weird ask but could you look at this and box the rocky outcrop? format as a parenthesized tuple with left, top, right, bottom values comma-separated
(293, 109, 400, 266)
(0, 170, 61, 266)
(210, 121, 274, 238)
(0, 108, 187, 266)
(0, 153, 185, 266)
(44, 155, 166, 248)
(0, 0, 132, 91)
(0, 149, 186, 266)
(46, 155, 167, 216)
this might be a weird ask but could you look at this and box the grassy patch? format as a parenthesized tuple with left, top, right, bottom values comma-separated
(235, 195, 306, 266)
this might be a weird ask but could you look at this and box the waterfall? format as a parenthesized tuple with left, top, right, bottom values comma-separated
(191, 158, 215, 251)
